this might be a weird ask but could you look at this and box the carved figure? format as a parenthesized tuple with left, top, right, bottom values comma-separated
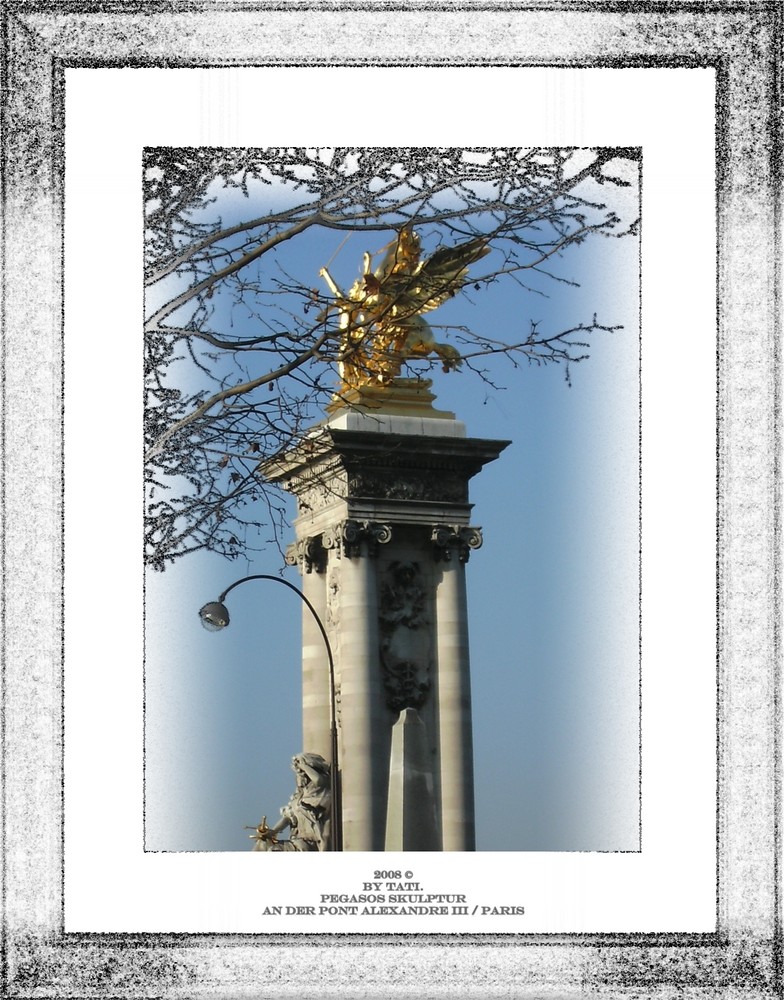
(249, 752, 332, 852)
(319, 227, 490, 391)
(379, 561, 432, 711)
(325, 565, 341, 630)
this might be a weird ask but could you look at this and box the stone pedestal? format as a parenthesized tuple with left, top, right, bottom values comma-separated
(264, 381, 509, 851)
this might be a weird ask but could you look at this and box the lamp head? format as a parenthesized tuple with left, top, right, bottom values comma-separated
(199, 601, 230, 631)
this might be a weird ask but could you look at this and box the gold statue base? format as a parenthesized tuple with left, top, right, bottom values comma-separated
(327, 378, 456, 420)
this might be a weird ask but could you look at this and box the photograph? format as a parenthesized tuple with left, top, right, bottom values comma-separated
(142, 146, 642, 858)
(2, 3, 779, 997)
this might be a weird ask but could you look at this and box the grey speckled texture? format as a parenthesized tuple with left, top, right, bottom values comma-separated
(2, 3, 780, 997)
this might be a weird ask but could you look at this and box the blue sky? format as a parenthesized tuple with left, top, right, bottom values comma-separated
(144, 158, 640, 852)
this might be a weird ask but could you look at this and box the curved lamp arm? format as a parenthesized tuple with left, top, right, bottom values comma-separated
(199, 573, 342, 851)
(200, 574, 335, 678)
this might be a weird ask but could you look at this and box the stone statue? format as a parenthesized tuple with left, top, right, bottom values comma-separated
(248, 752, 332, 852)
(319, 226, 490, 392)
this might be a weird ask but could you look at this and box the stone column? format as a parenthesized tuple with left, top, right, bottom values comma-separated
(433, 526, 482, 851)
(287, 537, 331, 763)
(263, 415, 509, 853)
(324, 520, 391, 851)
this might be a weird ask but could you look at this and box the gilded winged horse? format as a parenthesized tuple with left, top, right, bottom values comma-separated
(319, 227, 490, 392)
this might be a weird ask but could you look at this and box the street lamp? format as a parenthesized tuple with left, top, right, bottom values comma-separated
(199, 574, 342, 852)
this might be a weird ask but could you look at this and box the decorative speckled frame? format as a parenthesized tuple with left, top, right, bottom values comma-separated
(2, 3, 779, 997)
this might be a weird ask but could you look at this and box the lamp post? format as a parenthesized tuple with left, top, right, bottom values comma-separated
(199, 574, 342, 852)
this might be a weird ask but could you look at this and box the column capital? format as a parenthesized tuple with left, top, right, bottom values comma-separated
(285, 535, 327, 574)
(322, 519, 393, 558)
(431, 524, 483, 563)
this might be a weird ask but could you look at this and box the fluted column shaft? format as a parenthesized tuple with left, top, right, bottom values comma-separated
(300, 561, 331, 763)
(337, 543, 386, 850)
(433, 527, 480, 851)
(325, 521, 391, 851)
(286, 540, 332, 763)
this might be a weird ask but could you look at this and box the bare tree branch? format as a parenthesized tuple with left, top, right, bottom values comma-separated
(144, 146, 640, 569)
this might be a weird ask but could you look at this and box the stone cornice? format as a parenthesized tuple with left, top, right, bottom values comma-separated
(262, 426, 510, 507)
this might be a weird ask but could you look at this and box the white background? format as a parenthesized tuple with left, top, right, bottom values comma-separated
(64, 66, 716, 933)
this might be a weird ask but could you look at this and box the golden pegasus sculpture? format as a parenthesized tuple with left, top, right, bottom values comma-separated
(319, 226, 490, 394)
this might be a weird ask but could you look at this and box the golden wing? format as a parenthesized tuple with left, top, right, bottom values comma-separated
(381, 237, 491, 316)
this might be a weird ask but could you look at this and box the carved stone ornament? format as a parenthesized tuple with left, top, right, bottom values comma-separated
(285, 535, 327, 573)
(431, 524, 483, 563)
(325, 565, 341, 631)
(348, 470, 467, 504)
(379, 561, 432, 711)
(334, 680, 342, 726)
(322, 519, 393, 558)
(295, 477, 340, 515)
